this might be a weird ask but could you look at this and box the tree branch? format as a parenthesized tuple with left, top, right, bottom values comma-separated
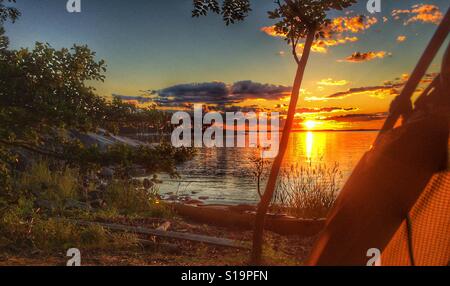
(0, 139, 66, 160)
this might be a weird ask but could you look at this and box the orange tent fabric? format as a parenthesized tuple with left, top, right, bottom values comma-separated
(307, 115, 449, 266)
(382, 159, 450, 266)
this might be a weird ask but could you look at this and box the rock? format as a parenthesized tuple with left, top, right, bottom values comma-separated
(179, 196, 192, 201)
(88, 191, 103, 201)
(97, 183, 107, 193)
(35, 199, 56, 212)
(130, 166, 146, 177)
(143, 178, 154, 190)
(90, 199, 106, 209)
(184, 199, 203, 205)
(167, 195, 179, 201)
(99, 167, 114, 180)
(198, 196, 209, 201)
(156, 221, 171, 231)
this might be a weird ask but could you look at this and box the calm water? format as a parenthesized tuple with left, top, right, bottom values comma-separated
(157, 131, 378, 205)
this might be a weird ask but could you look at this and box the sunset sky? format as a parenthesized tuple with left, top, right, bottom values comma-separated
(5, 0, 450, 130)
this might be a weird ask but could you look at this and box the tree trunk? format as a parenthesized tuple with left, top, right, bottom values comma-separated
(251, 29, 316, 264)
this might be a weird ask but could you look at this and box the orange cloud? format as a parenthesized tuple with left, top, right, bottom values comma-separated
(392, 4, 443, 25)
(397, 35, 407, 43)
(261, 15, 377, 54)
(305, 87, 397, 101)
(317, 78, 349, 86)
(260, 26, 283, 37)
(339, 51, 390, 63)
(330, 16, 378, 34)
(296, 36, 359, 54)
(296, 107, 358, 114)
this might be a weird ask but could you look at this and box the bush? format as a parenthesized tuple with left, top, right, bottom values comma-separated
(0, 159, 169, 253)
(104, 180, 172, 218)
(0, 205, 139, 252)
(272, 161, 342, 219)
(14, 161, 79, 213)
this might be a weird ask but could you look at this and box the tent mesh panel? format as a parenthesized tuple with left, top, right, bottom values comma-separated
(382, 150, 450, 266)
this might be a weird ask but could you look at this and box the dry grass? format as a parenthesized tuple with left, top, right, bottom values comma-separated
(272, 161, 343, 219)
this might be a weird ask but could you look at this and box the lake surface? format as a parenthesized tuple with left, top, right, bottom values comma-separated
(157, 131, 378, 205)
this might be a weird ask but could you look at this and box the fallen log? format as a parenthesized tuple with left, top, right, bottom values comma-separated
(172, 203, 325, 236)
(65, 219, 250, 250)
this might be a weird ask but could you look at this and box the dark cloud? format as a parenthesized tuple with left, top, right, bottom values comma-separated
(327, 83, 404, 99)
(296, 107, 358, 113)
(231, 81, 291, 99)
(150, 82, 229, 106)
(113, 94, 154, 103)
(325, 113, 387, 122)
(149, 81, 292, 107)
(339, 51, 390, 63)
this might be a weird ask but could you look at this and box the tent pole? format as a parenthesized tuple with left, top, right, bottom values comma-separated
(378, 8, 450, 138)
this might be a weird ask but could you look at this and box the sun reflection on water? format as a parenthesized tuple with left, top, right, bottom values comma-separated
(306, 132, 314, 159)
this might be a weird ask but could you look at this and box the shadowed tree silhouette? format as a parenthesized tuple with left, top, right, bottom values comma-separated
(192, 0, 356, 264)
(0, 2, 195, 194)
(0, 0, 19, 23)
(0, 0, 20, 50)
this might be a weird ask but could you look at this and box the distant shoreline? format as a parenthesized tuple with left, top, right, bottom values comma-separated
(127, 129, 381, 137)
(290, 129, 380, 133)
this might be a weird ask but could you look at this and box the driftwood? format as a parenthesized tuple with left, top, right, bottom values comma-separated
(65, 219, 250, 250)
(173, 203, 325, 236)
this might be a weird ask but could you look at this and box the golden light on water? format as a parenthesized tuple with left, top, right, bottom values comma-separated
(302, 131, 327, 160)
(306, 132, 314, 159)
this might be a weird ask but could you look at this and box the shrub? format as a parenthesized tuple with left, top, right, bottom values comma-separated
(273, 161, 342, 219)
(104, 180, 172, 218)
(15, 161, 79, 212)
(0, 205, 139, 252)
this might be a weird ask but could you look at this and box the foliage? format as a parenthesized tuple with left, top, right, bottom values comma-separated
(250, 147, 270, 199)
(0, 40, 194, 174)
(273, 161, 342, 219)
(268, 0, 355, 63)
(0, 159, 165, 252)
(193, 0, 251, 25)
(7, 159, 174, 217)
(0, 207, 139, 251)
(11, 161, 79, 214)
(103, 180, 171, 217)
(192, 0, 356, 262)
(0, 0, 20, 24)
(192, 0, 356, 59)
(0, 6, 195, 194)
(103, 97, 174, 135)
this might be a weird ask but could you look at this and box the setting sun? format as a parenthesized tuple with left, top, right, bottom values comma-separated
(303, 120, 318, 130)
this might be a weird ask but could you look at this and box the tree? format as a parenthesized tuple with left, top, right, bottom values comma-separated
(0, 0, 19, 24)
(0, 4, 195, 196)
(192, 0, 356, 263)
(251, 146, 269, 199)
